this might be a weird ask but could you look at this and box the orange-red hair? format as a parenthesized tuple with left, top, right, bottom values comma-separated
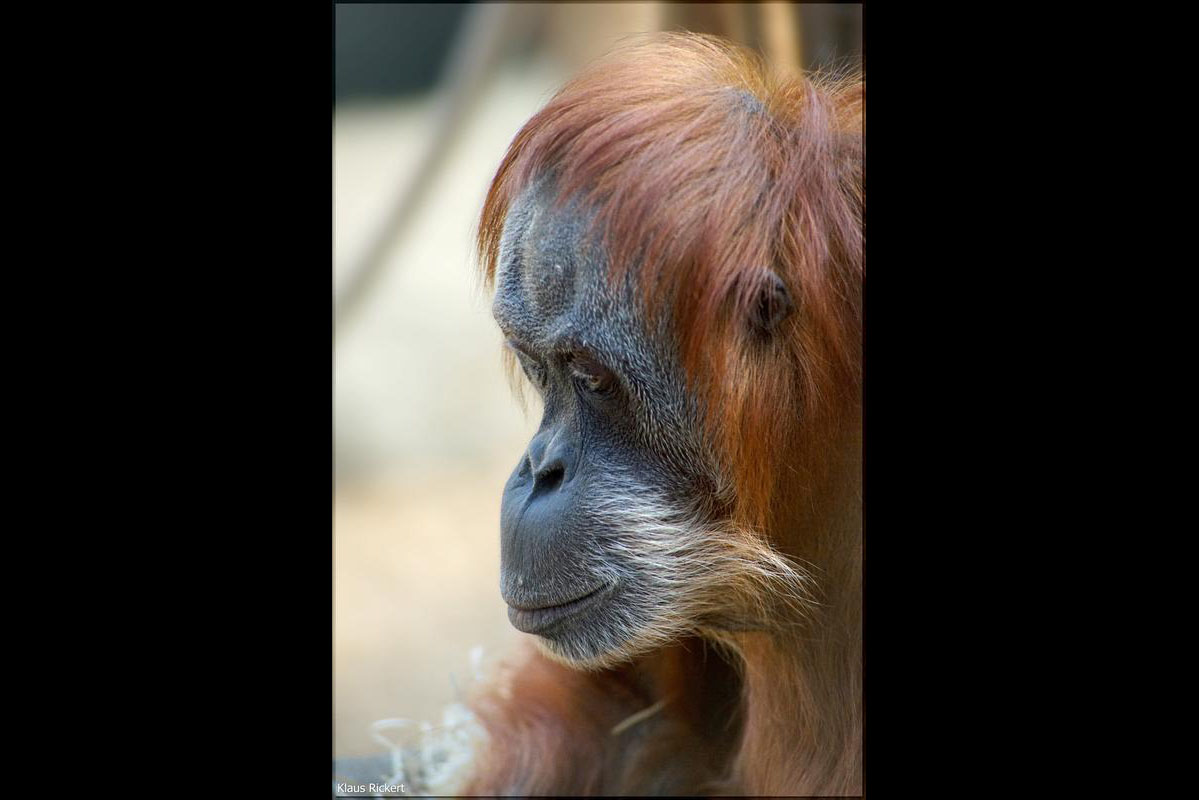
(468, 34, 865, 795)
(478, 33, 863, 534)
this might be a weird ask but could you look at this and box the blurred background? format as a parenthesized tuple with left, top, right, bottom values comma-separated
(334, 2, 862, 758)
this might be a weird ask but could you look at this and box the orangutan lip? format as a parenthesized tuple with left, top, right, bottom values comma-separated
(506, 583, 610, 634)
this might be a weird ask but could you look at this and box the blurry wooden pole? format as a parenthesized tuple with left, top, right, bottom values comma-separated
(760, 2, 802, 74)
(657, 2, 803, 74)
(335, 2, 525, 333)
(717, 3, 747, 44)
(543, 3, 665, 73)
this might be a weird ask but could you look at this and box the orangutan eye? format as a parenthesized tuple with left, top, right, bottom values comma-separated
(569, 355, 615, 395)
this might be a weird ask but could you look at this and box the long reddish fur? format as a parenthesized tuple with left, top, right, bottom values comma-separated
(468, 34, 863, 796)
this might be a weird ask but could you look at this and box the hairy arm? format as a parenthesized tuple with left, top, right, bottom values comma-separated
(463, 645, 725, 796)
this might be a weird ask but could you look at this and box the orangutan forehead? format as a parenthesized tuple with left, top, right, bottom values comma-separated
(491, 183, 620, 350)
(489, 176, 699, 451)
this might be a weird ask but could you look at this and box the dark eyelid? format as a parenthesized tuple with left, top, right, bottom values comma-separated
(569, 354, 603, 374)
(566, 345, 610, 370)
(507, 335, 616, 381)
(555, 336, 604, 365)
(568, 351, 617, 391)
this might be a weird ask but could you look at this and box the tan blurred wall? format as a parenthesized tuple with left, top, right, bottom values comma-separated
(334, 5, 677, 760)
(334, 60, 558, 757)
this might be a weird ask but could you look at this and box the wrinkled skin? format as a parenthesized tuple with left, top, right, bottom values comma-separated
(492, 179, 725, 668)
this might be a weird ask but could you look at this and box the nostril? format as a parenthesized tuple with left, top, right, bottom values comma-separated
(531, 462, 566, 496)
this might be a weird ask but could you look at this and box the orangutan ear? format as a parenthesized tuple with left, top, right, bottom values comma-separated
(747, 269, 795, 334)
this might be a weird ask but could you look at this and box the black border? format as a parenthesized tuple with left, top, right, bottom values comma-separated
(116, 2, 1027, 794)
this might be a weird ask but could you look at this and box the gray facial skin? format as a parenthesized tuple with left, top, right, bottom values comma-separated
(491, 179, 725, 667)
